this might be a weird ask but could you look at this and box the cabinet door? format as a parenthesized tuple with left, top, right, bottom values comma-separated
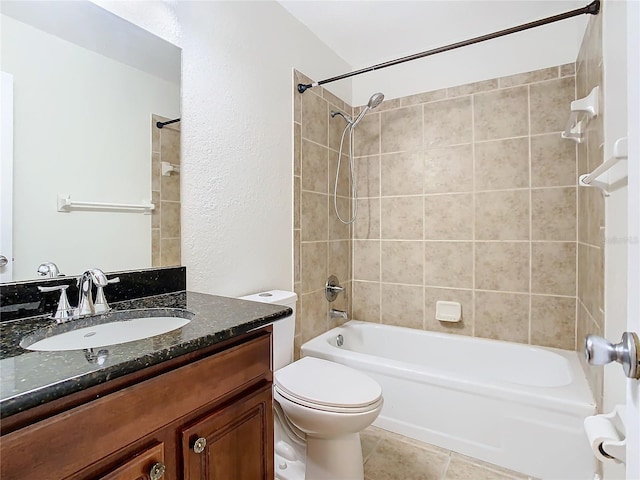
(98, 443, 166, 480)
(182, 385, 273, 480)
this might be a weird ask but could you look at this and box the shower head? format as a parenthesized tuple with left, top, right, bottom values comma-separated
(351, 92, 385, 128)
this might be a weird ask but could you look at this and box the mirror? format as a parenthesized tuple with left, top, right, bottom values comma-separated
(0, 1, 181, 283)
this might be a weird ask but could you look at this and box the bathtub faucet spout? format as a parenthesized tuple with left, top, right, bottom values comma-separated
(330, 308, 349, 320)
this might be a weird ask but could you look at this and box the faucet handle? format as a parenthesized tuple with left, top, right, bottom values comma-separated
(38, 284, 74, 323)
(94, 277, 120, 314)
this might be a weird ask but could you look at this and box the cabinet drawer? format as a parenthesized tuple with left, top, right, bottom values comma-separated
(0, 333, 270, 480)
(98, 443, 165, 480)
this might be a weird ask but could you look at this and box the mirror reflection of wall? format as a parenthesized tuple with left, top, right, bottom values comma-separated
(0, 1, 181, 283)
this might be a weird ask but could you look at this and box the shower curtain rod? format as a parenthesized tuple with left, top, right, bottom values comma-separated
(297, 0, 600, 94)
(156, 118, 181, 129)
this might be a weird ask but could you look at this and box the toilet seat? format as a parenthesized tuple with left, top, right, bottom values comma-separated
(274, 357, 382, 413)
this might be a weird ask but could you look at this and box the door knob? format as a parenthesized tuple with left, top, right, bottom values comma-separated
(585, 332, 640, 379)
(149, 462, 166, 480)
(192, 437, 207, 454)
(0, 255, 8, 267)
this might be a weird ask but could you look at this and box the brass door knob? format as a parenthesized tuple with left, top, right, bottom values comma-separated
(149, 462, 166, 480)
(192, 437, 207, 454)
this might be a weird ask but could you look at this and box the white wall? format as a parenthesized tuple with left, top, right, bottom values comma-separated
(94, 1, 351, 297)
(352, 13, 587, 105)
(1, 14, 179, 281)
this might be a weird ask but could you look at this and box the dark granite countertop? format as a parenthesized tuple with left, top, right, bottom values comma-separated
(0, 291, 291, 418)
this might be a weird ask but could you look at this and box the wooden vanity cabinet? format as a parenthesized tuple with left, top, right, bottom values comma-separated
(0, 328, 274, 480)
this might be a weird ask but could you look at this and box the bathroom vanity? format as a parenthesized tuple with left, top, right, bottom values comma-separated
(0, 282, 291, 480)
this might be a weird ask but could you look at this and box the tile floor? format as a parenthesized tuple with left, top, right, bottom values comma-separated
(361, 426, 536, 480)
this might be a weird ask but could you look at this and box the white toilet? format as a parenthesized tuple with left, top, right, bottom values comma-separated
(239, 290, 383, 480)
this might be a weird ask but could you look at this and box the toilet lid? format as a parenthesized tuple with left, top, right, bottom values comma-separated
(274, 357, 382, 409)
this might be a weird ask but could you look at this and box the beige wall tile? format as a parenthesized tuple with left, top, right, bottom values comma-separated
(301, 241, 327, 293)
(301, 139, 328, 193)
(152, 152, 160, 191)
(531, 295, 576, 349)
(151, 229, 160, 267)
(151, 115, 161, 152)
(323, 88, 345, 111)
(329, 107, 351, 152)
(578, 186, 589, 244)
(531, 187, 576, 241)
(475, 291, 529, 343)
(498, 66, 559, 88)
(331, 153, 351, 198)
(328, 240, 350, 287)
(352, 281, 381, 323)
(532, 242, 576, 297)
(294, 176, 300, 229)
(329, 196, 351, 240)
(354, 198, 380, 240)
(560, 63, 576, 77)
(353, 240, 380, 281)
(294, 122, 301, 176)
(381, 197, 423, 240)
(474, 86, 528, 141)
(354, 114, 381, 156)
(376, 98, 401, 112)
(447, 78, 498, 97)
(301, 91, 328, 145)
(151, 191, 160, 229)
(160, 201, 180, 238)
(475, 137, 529, 190)
(161, 171, 180, 202)
(475, 242, 529, 293)
(381, 152, 424, 196)
(160, 128, 180, 165)
(364, 434, 448, 480)
(160, 238, 180, 266)
(424, 242, 473, 288)
(356, 156, 380, 198)
(586, 187, 604, 247)
(294, 229, 301, 284)
(424, 144, 473, 194)
(424, 97, 472, 147)
(530, 77, 576, 134)
(424, 193, 473, 240)
(380, 284, 424, 329)
(300, 191, 328, 241)
(381, 105, 423, 153)
(424, 287, 473, 336)
(381, 241, 424, 285)
(299, 290, 327, 342)
(475, 190, 529, 240)
(531, 133, 577, 187)
(401, 89, 447, 106)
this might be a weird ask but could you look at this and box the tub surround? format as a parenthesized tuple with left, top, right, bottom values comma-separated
(0, 289, 291, 419)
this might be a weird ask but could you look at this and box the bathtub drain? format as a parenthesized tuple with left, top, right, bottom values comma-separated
(336, 334, 344, 347)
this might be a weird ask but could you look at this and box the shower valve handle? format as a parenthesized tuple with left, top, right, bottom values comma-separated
(584, 332, 640, 379)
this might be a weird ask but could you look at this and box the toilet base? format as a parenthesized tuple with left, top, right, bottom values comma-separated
(305, 433, 364, 480)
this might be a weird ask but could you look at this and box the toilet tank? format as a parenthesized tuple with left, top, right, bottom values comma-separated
(238, 290, 297, 370)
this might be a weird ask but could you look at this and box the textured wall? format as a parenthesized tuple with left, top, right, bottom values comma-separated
(94, 1, 352, 297)
(351, 65, 579, 350)
(576, 11, 606, 407)
(293, 70, 353, 356)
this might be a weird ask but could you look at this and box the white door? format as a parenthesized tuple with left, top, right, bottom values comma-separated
(0, 71, 13, 282)
(625, 2, 639, 477)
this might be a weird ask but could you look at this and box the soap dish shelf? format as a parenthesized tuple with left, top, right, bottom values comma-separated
(561, 86, 599, 144)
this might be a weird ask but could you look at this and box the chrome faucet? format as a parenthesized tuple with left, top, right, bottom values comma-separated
(39, 268, 119, 323)
(329, 308, 349, 320)
(37, 262, 62, 278)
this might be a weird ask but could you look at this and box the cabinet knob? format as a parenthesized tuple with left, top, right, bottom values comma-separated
(192, 437, 207, 454)
(149, 462, 166, 480)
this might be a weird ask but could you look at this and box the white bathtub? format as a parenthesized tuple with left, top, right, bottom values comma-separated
(301, 321, 597, 480)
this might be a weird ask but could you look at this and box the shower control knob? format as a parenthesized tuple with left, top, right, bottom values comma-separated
(0, 255, 8, 267)
(192, 436, 207, 454)
(585, 332, 640, 379)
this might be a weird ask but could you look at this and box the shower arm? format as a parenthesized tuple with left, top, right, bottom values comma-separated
(297, 0, 600, 94)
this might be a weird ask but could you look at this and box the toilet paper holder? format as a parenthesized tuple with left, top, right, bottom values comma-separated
(584, 405, 627, 464)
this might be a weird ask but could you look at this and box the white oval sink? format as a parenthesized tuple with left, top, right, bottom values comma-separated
(23, 315, 191, 352)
